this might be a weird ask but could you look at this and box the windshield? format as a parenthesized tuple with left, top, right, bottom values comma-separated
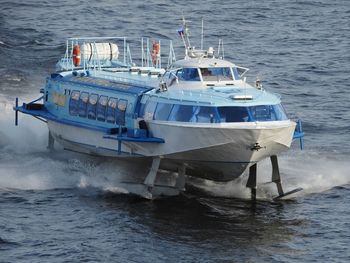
(200, 67, 233, 81)
(176, 68, 200, 81)
(140, 102, 288, 123)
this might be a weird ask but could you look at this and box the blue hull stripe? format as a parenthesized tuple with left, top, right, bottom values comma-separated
(103, 134, 164, 143)
(59, 137, 145, 157)
(16, 105, 110, 133)
(15, 105, 165, 143)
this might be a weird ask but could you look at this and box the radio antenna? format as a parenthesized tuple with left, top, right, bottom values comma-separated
(201, 18, 204, 50)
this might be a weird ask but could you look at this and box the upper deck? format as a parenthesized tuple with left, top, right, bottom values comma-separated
(50, 22, 284, 125)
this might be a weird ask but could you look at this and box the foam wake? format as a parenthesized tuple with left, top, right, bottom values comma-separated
(188, 151, 350, 200)
(0, 97, 147, 193)
(1, 97, 349, 199)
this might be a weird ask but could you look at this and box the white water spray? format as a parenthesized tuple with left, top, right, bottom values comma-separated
(188, 152, 350, 200)
(1, 96, 349, 198)
(0, 97, 148, 193)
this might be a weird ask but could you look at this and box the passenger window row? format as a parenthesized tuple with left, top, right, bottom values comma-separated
(69, 90, 127, 125)
(142, 101, 221, 123)
(141, 101, 288, 123)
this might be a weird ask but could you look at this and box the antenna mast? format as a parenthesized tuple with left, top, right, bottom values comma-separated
(181, 16, 191, 48)
(201, 18, 204, 50)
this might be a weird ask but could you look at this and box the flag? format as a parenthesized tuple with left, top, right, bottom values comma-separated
(177, 27, 184, 37)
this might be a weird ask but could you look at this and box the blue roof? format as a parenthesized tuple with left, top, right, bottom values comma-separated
(52, 74, 153, 96)
(145, 86, 281, 107)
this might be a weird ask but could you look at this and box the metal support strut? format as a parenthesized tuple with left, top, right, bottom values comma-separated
(271, 155, 303, 200)
(246, 156, 303, 201)
(47, 131, 54, 150)
(271, 155, 284, 196)
(175, 163, 186, 191)
(144, 157, 161, 187)
(246, 163, 257, 201)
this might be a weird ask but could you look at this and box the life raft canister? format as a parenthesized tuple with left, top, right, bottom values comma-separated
(151, 42, 160, 66)
(73, 44, 81, 66)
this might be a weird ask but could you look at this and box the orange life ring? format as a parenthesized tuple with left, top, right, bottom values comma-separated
(73, 44, 81, 66)
(151, 42, 160, 66)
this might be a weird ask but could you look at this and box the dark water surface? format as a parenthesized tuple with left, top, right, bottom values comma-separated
(1, 0, 350, 262)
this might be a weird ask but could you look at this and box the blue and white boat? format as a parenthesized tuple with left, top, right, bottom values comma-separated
(14, 19, 304, 199)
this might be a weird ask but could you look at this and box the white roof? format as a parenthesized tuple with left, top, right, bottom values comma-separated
(171, 57, 236, 68)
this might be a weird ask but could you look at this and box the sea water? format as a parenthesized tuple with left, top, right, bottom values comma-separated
(0, 0, 349, 262)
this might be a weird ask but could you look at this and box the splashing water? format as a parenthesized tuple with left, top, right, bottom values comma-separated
(0, 97, 149, 193)
(0, 97, 47, 154)
(188, 152, 350, 200)
(1, 96, 349, 198)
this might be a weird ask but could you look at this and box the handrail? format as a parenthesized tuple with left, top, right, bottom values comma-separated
(67, 36, 128, 41)
(93, 72, 157, 89)
(57, 37, 177, 72)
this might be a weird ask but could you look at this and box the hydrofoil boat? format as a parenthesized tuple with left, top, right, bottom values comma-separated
(14, 19, 304, 200)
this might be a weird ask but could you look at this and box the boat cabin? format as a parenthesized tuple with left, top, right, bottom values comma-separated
(163, 58, 248, 88)
(43, 67, 288, 142)
(44, 72, 153, 134)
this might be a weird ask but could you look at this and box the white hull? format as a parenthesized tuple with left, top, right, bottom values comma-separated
(48, 119, 295, 181)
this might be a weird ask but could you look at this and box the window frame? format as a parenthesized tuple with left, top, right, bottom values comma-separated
(106, 97, 118, 123)
(96, 95, 108, 122)
(217, 106, 251, 122)
(87, 93, 98, 120)
(116, 99, 128, 126)
(69, 90, 80, 116)
(78, 92, 89, 118)
(143, 100, 157, 121)
(200, 67, 233, 82)
(153, 103, 174, 121)
(176, 68, 200, 81)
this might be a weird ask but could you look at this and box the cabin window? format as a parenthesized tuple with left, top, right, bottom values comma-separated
(163, 71, 171, 80)
(250, 105, 272, 121)
(154, 103, 173, 121)
(236, 67, 247, 79)
(168, 105, 196, 122)
(116, 99, 127, 125)
(97, 95, 108, 122)
(138, 103, 146, 118)
(106, 97, 118, 123)
(148, 104, 288, 123)
(193, 106, 220, 123)
(69, 90, 80, 116)
(78, 92, 89, 118)
(167, 105, 220, 123)
(87, 94, 98, 120)
(232, 67, 241, 80)
(200, 67, 233, 81)
(249, 105, 288, 121)
(273, 104, 288, 121)
(176, 68, 200, 81)
(218, 107, 250, 122)
(143, 100, 157, 120)
(216, 105, 288, 122)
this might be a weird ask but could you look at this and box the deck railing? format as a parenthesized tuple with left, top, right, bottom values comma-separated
(57, 36, 177, 72)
